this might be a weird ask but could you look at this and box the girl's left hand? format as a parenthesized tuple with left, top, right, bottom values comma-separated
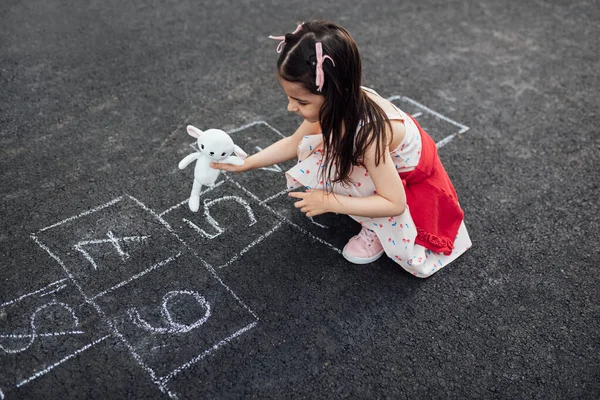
(288, 189, 331, 217)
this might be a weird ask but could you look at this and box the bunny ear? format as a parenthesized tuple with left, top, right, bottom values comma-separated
(186, 125, 203, 138)
(233, 145, 248, 159)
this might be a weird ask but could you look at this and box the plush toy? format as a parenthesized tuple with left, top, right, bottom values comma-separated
(178, 125, 247, 212)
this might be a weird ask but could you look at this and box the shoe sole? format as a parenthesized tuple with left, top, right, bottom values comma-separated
(342, 248, 385, 265)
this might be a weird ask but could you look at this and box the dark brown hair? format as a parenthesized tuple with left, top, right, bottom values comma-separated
(276, 20, 392, 187)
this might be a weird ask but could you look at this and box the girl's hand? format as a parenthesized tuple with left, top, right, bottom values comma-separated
(288, 189, 331, 217)
(210, 162, 247, 173)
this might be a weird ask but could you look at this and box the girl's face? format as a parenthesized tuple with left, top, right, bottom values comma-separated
(279, 77, 324, 123)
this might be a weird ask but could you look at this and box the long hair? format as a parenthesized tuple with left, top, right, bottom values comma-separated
(275, 20, 392, 187)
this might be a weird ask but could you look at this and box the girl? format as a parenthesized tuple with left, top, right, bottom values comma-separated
(211, 20, 471, 278)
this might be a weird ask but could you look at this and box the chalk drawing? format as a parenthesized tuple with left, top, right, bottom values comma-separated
(0, 387, 3, 399)
(258, 188, 291, 205)
(0, 301, 81, 354)
(15, 334, 112, 388)
(227, 120, 285, 139)
(0, 278, 68, 308)
(182, 195, 257, 239)
(39, 284, 68, 297)
(217, 220, 284, 269)
(32, 227, 180, 399)
(159, 181, 226, 217)
(127, 290, 211, 334)
(159, 320, 258, 385)
(37, 196, 124, 233)
(73, 232, 150, 270)
(387, 95, 470, 149)
(87, 253, 182, 303)
(224, 175, 343, 254)
(31, 195, 259, 399)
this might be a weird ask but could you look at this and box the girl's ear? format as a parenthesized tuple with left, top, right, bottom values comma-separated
(187, 125, 203, 138)
(233, 145, 248, 159)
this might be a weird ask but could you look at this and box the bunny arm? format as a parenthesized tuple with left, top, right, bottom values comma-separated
(219, 156, 245, 166)
(178, 152, 201, 169)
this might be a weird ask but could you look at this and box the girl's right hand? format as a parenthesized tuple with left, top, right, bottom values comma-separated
(210, 162, 247, 173)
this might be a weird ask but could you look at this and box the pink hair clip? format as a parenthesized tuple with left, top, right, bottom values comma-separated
(315, 42, 335, 92)
(268, 23, 303, 53)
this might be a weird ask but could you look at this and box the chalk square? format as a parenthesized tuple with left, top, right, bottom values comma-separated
(388, 96, 469, 144)
(33, 196, 183, 300)
(0, 281, 109, 387)
(225, 121, 297, 201)
(93, 251, 257, 382)
(161, 180, 282, 269)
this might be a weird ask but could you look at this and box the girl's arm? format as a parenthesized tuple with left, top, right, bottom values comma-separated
(289, 135, 406, 218)
(211, 119, 321, 172)
(327, 148, 406, 217)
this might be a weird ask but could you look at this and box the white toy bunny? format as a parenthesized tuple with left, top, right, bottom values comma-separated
(178, 125, 247, 212)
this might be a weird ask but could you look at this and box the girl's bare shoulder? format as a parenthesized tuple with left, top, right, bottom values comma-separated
(363, 90, 406, 150)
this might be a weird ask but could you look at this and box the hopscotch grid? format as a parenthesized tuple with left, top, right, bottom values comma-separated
(125, 195, 260, 390)
(125, 195, 260, 318)
(0, 278, 68, 308)
(30, 232, 178, 399)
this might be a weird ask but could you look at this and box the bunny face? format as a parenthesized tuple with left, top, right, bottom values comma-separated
(196, 130, 235, 161)
(186, 126, 236, 162)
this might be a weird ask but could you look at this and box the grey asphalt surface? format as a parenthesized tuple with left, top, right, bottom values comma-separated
(1, 0, 599, 399)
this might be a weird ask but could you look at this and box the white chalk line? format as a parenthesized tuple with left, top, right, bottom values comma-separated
(39, 284, 68, 297)
(86, 252, 182, 303)
(159, 321, 258, 385)
(31, 230, 179, 399)
(387, 95, 470, 148)
(217, 221, 284, 269)
(258, 188, 291, 205)
(0, 330, 84, 339)
(0, 278, 68, 308)
(0, 387, 4, 399)
(224, 176, 342, 255)
(15, 333, 112, 388)
(387, 95, 470, 131)
(37, 196, 124, 233)
(227, 120, 286, 139)
(159, 180, 225, 217)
